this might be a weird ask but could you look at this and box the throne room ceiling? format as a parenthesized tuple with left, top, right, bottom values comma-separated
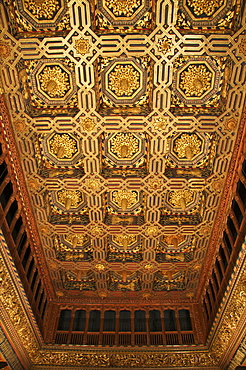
(0, 0, 245, 307)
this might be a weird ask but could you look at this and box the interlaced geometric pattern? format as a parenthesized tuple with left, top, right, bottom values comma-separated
(0, 0, 245, 305)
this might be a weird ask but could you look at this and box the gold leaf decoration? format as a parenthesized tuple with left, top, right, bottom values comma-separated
(179, 65, 212, 97)
(57, 190, 82, 210)
(169, 190, 194, 210)
(108, 64, 140, 97)
(49, 134, 77, 159)
(23, 0, 60, 19)
(174, 133, 202, 160)
(187, 0, 224, 16)
(112, 190, 138, 210)
(110, 133, 139, 159)
(38, 66, 70, 98)
(104, 0, 141, 16)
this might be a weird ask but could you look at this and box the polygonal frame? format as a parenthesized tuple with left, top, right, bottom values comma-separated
(101, 59, 147, 105)
(18, 0, 67, 27)
(180, 0, 233, 27)
(42, 132, 83, 166)
(104, 133, 145, 166)
(30, 60, 77, 106)
(173, 58, 220, 105)
(98, 0, 149, 25)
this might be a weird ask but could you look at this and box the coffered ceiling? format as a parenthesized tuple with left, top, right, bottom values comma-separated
(0, 0, 245, 306)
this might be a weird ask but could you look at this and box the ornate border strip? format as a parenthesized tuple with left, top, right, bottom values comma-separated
(1, 229, 245, 368)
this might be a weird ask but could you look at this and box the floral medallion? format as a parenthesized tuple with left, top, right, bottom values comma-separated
(112, 234, 137, 249)
(173, 133, 202, 160)
(57, 190, 82, 210)
(74, 38, 91, 55)
(49, 134, 77, 159)
(157, 37, 172, 53)
(23, 0, 60, 19)
(179, 64, 212, 97)
(110, 133, 139, 159)
(80, 117, 96, 131)
(168, 190, 194, 210)
(38, 66, 70, 98)
(104, 0, 141, 17)
(108, 64, 140, 97)
(112, 190, 138, 210)
(186, 0, 224, 16)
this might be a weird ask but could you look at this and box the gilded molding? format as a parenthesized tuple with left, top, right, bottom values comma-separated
(104, 0, 141, 17)
(108, 64, 140, 97)
(0, 235, 40, 362)
(187, 0, 224, 16)
(209, 248, 246, 365)
(179, 65, 212, 97)
(0, 232, 245, 368)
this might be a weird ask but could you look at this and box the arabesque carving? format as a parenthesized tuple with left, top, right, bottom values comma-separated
(104, 0, 141, 17)
(112, 190, 138, 211)
(108, 64, 140, 97)
(49, 134, 77, 159)
(38, 66, 70, 98)
(173, 133, 202, 160)
(187, 0, 224, 16)
(168, 190, 194, 210)
(112, 234, 137, 249)
(57, 189, 82, 209)
(110, 133, 140, 159)
(179, 65, 212, 97)
(23, 0, 60, 19)
(74, 38, 91, 55)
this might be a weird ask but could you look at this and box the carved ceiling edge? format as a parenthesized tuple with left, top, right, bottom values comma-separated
(0, 231, 245, 368)
(227, 335, 246, 370)
(208, 241, 246, 369)
(0, 231, 42, 365)
(0, 327, 25, 370)
(197, 100, 246, 299)
(0, 97, 54, 299)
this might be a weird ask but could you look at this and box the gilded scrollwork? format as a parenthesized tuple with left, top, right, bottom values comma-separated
(0, 253, 39, 360)
(35, 351, 218, 367)
(49, 134, 77, 159)
(108, 64, 140, 97)
(187, 0, 224, 16)
(38, 66, 70, 98)
(109, 133, 140, 159)
(210, 266, 246, 359)
(23, 0, 60, 19)
(179, 65, 212, 97)
(104, 0, 141, 17)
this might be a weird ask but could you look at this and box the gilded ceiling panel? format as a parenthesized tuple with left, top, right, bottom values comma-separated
(0, 0, 245, 305)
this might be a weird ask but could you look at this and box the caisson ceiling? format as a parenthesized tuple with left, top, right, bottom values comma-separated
(0, 0, 246, 368)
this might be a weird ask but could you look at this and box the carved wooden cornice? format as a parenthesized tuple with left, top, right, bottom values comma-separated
(0, 230, 245, 369)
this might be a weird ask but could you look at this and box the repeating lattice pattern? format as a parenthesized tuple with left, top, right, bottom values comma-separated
(0, 0, 245, 303)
